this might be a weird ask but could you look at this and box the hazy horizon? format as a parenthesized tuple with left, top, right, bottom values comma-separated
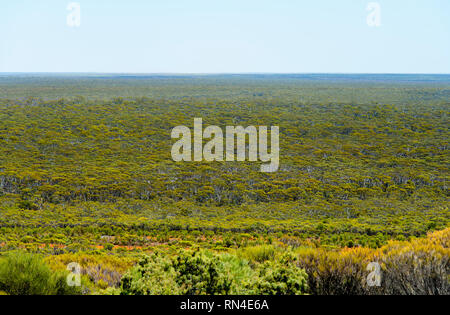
(1, 72, 450, 75)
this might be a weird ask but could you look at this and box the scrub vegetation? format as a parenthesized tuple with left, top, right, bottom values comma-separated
(0, 74, 448, 295)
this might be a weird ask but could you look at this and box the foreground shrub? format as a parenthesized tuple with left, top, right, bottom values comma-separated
(120, 250, 233, 295)
(298, 247, 375, 295)
(45, 253, 136, 288)
(216, 254, 257, 294)
(378, 229, 450, 295)
(120, 249, 308, 295)
(251, 254, 308, 295)
(298, 228, 450, 295)
(173, 250, 233, 294)
(0, 251, 81, 295)
(120, 253, 180, 295)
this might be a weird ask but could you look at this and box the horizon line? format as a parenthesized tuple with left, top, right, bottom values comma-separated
(1, 72, 450, 76)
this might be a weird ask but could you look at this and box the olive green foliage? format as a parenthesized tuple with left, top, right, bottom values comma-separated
(0, 77, 448, 250)
(171, 250, 234, 294)
(0, 75, 448, 295)
(120, 249, 308, 295)
(120, 250, 237, 295)
(0, 251, 81, 295)
(251, 254, 308, 295)
(120, 253, 180, 295)
(238, 245, 278, 263)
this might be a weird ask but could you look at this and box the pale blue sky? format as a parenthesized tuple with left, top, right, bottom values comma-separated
(1, 0, 449, 73)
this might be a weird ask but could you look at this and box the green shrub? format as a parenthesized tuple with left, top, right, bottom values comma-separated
(0, 251, 81, 295)
(250, 254, 308, 295)
(217, 254, 256, 294)
(120, 253, 180, 295)
(238, 245, 278, 263)
(120, 249, 308, 295)
(172, 250, 233, 294)
(121, 250, 233, 295)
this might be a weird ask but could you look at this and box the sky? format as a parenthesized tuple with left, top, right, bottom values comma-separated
(0, 0, 449, 73)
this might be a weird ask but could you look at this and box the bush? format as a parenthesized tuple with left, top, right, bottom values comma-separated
(120, 249, 308, 295)
(238, 245, 278, 263)
(120, 253, 180, 295)
(0, 251, 81, 295)
(298, 228, 450, 295)
(121, 250, 234, 295)
(250, 255, 308, 295)
(45, 252, 135, 289)
(378, 228, 450, 295)
(216, 254, 256, 294)
(298, 247, 375, 295)
(172, 250, 233, 294)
